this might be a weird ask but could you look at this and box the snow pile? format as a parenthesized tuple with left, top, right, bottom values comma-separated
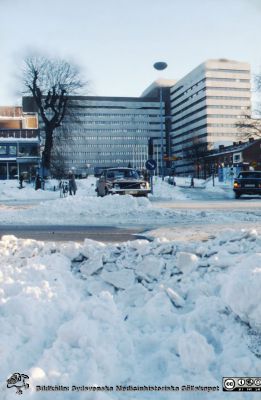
(0, 180, 58, 201)
(174, 176, 205, 188)
(0, 194, 152, 225)
(1, 230, 261, 399)
(204, 177, 234, 198)
(149, 179, 188, 200)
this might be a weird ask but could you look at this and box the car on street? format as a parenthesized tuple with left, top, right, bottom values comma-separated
(233, 170, 261, 198)
(96, 167, 151, 197)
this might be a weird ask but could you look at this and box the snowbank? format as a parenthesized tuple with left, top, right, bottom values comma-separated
(205, 177, 234, 198)
(1, 177, 259, 227)
(149, 178, 188, 200)
(1, 230, 261, 399)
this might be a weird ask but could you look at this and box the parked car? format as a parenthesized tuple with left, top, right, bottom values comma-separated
(96, 167, 151, 197)
(233, 171, 261, 198)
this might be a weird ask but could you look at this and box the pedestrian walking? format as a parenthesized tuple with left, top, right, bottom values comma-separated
(190, 176, 194, 188)
(68, 172, 77, 195)
(35, 175, 42, 190)
(19, 174, 24, 189)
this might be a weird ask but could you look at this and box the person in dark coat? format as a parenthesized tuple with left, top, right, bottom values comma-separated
(68, 173, 77, 195)
(19, 174, 24, 189)
(35, 175, 42, 190)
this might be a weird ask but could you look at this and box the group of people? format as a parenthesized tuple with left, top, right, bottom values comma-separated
(19, 171, 77, 195)
(59, 172, 77, 196)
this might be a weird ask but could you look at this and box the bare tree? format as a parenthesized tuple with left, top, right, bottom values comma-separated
(50, 147, 67, 179)
(236, 72, 261, 139)
(236, 112, 261, 139)
(22, 55, 86, 171)
(182, 138, 209, 178)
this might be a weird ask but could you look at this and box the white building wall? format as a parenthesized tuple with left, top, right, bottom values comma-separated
(170, 59, 251, 175)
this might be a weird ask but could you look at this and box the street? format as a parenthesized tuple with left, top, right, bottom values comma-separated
(1, 192, 260, 242)
(0, 225, 147, 243)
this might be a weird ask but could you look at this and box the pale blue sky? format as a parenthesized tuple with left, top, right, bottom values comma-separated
(1, 0, 261, 105)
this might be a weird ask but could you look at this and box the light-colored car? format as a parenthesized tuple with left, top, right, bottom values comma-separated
(96, 167, 150, 197)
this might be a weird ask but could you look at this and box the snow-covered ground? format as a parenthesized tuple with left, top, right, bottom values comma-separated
(1, 230, 261, 399)
(1, 177, 261, 399)
(0, 177, 259, 227)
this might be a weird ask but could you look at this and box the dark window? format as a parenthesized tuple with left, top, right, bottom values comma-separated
(0, 145, 7, 155)
(238, 172, 261, 178)
(9, 145, 17, 155)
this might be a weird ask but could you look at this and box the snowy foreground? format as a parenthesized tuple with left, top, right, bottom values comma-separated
(0, 177, 260, 399)
(1, 230, 261, 399)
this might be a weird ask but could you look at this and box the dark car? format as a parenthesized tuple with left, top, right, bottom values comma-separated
(233, 171, 261, 198)
(96, 167, 151, 197)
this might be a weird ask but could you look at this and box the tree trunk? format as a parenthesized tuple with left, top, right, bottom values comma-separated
(42, 126, 54, 170)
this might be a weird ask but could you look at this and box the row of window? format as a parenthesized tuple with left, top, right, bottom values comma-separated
(0, 144, 38, 157)
(174, 79, 205, 99)
(209, 132, 243, 137)
(0, 145, 17, 155)
(63, 145, 148, 149)
(66, 121, 152, 125)
(208, 105, 249, 110)
(0, 129, 39, 139)
(171, 124, 208, 140)
(173, 130, 243, 147)
(62, 136, 156, 141)
(69, 159, 134, 164)
(171, 96, 249, 118)
(65, 113, 157, 118)
(209, 123, 239, 128)
(173, 114, 241, 132)
(173, 105, 248, 125)
(63, 129, 157, 134)
(207, 77, 250, 82)
(171, 76, 249, 101)
(173, 93, 250, 110)
(62, 151, 146, 156)
(172, 133, 208, 148)
(173, 85, 250, 108)
(207, 114, 244, 119)
(60, 143, 148, 148)
(207, 68, 249, 74)
(69, 105, 160, 110)
(206, 86, 249, 92)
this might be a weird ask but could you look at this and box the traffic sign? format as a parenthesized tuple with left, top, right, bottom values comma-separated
(145, 159, 157, 170)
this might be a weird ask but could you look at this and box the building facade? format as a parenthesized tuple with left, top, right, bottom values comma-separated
(0, 107, 40, 179)
(169, 59, 251, 175)
(201, 138, 261, 180)
(21, 59, 252, 178)
(23, 96, 163, 175)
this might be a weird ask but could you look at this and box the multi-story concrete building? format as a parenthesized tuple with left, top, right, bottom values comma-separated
(0, 107, 40, 179)
(21, 59, 252, 178)
(170, 59, 251, 175)
(23, 96, 163, 175)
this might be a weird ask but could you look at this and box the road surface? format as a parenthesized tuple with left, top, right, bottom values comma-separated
(0, 225, 147, 243)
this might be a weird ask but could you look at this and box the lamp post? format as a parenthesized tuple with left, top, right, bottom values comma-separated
(153, 61, 167, 181)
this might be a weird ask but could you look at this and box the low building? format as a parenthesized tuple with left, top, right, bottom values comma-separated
(200, 138, 261, 180)
(0, 107, 40, 180)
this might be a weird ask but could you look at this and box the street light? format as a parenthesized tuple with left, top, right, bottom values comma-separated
(153, 61, 167, 181)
